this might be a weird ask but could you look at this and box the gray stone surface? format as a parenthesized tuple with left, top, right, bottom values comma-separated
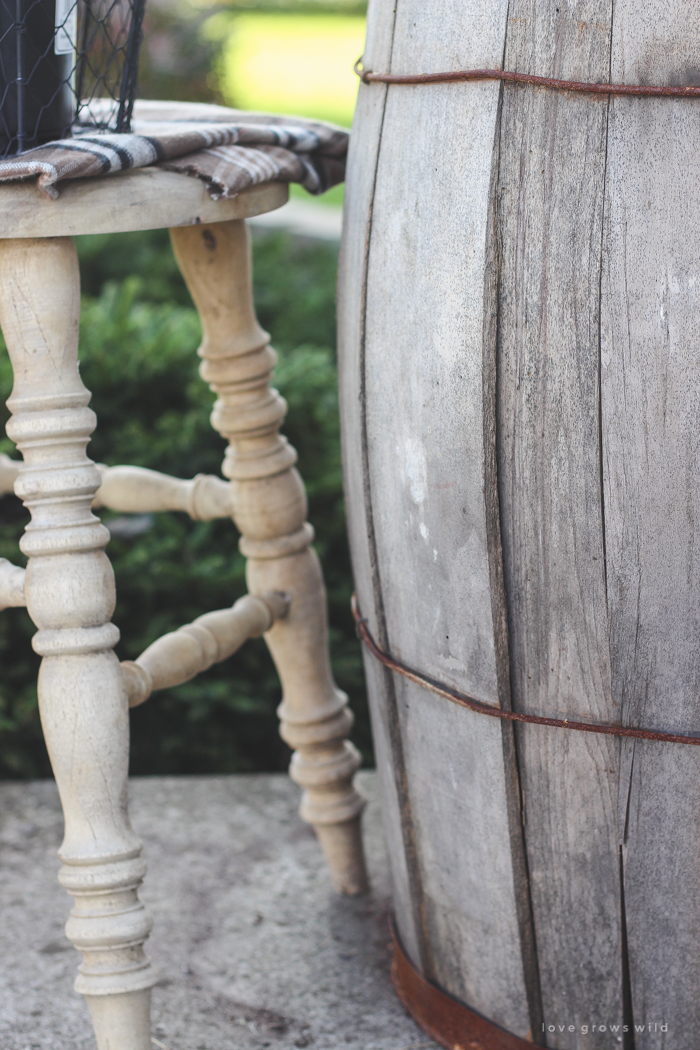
(0, 772, 439, 1050)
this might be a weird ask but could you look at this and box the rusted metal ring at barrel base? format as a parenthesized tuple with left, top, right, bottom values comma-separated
(353, 56, 700, 98)
(391, 920, 533, 1050)
(351, 595, 700, 746)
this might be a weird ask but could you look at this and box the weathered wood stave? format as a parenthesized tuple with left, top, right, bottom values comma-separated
(338, 2, 700, 1048)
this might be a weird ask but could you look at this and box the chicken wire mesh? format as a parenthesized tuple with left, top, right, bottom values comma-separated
(0, 0, 146, 157)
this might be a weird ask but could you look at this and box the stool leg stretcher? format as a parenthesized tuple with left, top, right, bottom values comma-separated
(0, 556, 25, 608)
(1, 455, 236, 520)
(122, 590, 291, 707)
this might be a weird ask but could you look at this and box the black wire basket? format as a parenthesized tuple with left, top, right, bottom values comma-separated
(0, 0, 146, 157)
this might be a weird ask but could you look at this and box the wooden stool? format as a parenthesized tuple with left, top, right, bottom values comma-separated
(0, 169, 367, 1050)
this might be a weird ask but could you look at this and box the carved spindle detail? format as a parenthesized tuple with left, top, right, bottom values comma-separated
(123, 590, 290, 707)
(0, 451, 20, 495)
(0, 237, 156, 1050)
(170, 219, 368, 894)
(93, 464, 233, 520)
(0, 557, 25, 608)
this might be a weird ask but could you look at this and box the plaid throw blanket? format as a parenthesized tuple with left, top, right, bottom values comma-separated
(0, 100, 348, 201)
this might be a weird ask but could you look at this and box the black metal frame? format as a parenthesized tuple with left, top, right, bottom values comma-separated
(0, 0, 146, 157)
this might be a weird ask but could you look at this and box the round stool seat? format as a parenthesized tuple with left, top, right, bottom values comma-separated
(0, 167, 288, 238)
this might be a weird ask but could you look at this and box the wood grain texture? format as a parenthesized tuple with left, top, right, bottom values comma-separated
(356, 0, 536, 1036)
(601, 4, 700, 1046)
(496, 5, 622, 1046)
(337, 0, 426, 967)
(343, 2, 700, 1045)
(0, 170, 286, 238)
(93, 464, 233, 520)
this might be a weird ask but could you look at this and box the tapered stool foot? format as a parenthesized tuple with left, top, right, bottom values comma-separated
(86, 991, 152, 1050)
(315, 820, 369, 895)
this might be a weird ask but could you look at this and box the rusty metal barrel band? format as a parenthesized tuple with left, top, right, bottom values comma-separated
(354, 57, 700, 98)
(390, 920, 534, 1050)
(352, 595, 700, 746)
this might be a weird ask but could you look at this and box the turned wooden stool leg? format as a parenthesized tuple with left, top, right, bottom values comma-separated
(170, 220, 368, 894)
(0, 237, 156, 1049)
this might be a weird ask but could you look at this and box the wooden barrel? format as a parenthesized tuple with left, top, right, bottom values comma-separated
(337, 3, 700, 1048)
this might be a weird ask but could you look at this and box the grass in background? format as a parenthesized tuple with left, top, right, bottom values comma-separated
(210, 12, 365, 127)
(288, 182, 344, 207)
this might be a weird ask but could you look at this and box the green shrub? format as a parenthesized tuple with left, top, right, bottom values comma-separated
(0, 229, 370, 779)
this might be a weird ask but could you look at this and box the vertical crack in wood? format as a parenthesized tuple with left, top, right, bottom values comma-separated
(496, 5, 621, 1043)
(598, 19, 613, 621)
(488, 64, 546, 1046)
(493, 9, 546, 1038)
(357, 0, 435, 980)
(619, 847, 637, 1050)
(621, 746, 635, 846)
(601, 17, 638, 1035)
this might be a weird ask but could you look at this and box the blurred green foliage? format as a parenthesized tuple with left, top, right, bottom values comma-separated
(138, 1, 225, 104)
(0, 230, 370, 780)
(138, 0, 366, 110)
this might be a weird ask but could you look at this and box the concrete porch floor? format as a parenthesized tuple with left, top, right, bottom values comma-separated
(0, 771, 439, 1050)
